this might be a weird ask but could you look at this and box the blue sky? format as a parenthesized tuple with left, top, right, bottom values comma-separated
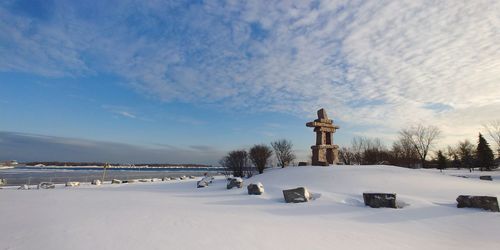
(1, 0, 499, 164)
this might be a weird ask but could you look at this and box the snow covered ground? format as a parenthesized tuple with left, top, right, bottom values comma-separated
(1, 165, 499, 250)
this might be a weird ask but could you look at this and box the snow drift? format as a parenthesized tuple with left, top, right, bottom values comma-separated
(1, 165, 499, 250)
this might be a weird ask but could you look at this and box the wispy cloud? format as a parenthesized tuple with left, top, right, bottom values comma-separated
(101, 104, 140, 119)
(1, 0, 499, 145)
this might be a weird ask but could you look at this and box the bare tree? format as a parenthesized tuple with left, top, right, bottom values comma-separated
(391, 136, 420, 168)
(219, 150, 250, 177)
(339, 147, 355, 165)
(483, 120, 500, 157)
(351, 137, 366, 164)
(399, 124, 441, 168)
(249, 144, 273, 174)
(344, 136, 388, 165)
(271, 139, 296, 168)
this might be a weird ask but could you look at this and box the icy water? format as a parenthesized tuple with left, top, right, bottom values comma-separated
(0, 166, 224, 186)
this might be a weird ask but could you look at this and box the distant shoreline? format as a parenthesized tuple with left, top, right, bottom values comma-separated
(13, 165, 224, 171)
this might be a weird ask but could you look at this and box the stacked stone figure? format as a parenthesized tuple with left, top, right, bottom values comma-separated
(306, 108, 340, 166)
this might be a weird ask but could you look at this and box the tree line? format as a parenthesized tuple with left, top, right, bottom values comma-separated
(339, 121, 500, 171)
(220, 139, 296, 177)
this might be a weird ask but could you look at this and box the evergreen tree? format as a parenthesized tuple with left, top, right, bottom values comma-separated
(436, 150, 447, 171)
(476, 133, 495, 171)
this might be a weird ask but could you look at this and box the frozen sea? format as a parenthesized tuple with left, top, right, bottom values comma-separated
(0, 166, 223, 186)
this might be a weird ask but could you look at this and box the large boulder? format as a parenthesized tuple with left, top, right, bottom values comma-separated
(363, 193, 397, 208)
(479, 176, 493, 181)
(227, 177, 243, 189)
(247, 183, 264, 195)
(111, 179, 122, 184)
(91, 179, 102, 185)
(283, 187, 310, 203)
(38, 182, 55, 189)
(456, 195, 499, 212)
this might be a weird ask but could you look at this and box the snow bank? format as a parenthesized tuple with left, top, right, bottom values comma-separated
(1, 165, 499, 250)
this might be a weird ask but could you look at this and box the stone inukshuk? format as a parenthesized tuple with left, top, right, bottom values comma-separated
(306, 108, 340, 166)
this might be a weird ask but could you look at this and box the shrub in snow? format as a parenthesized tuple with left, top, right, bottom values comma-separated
(456, 195, 499, 212)
(220, 150, 251, 177)
(38, 182, 55, 189)
(91, 179, 102, 185)
(111, 179, 122, 184)
(283, 187, 310, 203)
(479, 176, 492, 181)
(18, 184, 29, 190)
(227, 177, 243, 189)
(362, 193, 397, 208)
(247, 183, 264, 195)
(249, 144, 273, 174)
(0, 178, 6, 185)
(65, 182, 80, 187)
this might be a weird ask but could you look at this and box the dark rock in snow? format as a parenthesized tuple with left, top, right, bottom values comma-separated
(479, 176, 492, 181)
(111, 179, 122, 184)
(283, 187, 310, 203)
(363, 193, 397, 208)
(456, 195, 499, 212)
(247, 183, 264, 195)
(226, 178, 243, 189)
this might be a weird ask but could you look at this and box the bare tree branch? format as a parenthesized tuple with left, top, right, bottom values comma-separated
(271, 139, 295, 168)
(483, 120, 500, 156)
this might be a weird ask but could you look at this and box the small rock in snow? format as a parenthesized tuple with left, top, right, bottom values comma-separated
(283, 187, 310, 203)
(227, 178, 243, 189)
(363, 193, 397, 208)
(65, 181, 80, 187)
(38, 182, 55, 189)
(456, 195, 499, 212)
(479, 176, 492, 181)
(111, 179, 122, 184)
(247, 183, 264, 195)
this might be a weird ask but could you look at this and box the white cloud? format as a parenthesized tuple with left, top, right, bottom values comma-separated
(1, 0, 499, 146)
